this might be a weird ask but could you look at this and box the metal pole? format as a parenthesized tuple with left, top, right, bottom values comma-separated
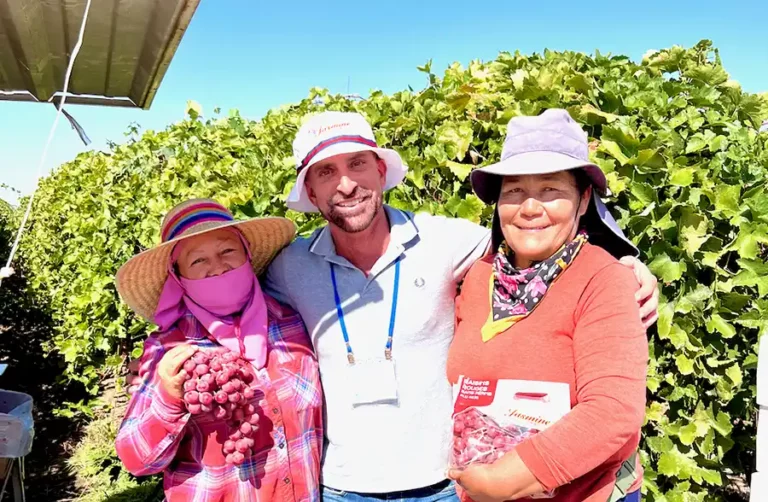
(0, 458, 14, 500)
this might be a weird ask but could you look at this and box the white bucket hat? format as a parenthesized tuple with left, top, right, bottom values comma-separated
(286, 111, 408, 212)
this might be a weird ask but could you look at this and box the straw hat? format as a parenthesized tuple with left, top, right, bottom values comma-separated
(115, 198, 295, 321)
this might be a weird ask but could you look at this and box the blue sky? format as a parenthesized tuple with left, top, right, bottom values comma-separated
(1, 0, 766, 204)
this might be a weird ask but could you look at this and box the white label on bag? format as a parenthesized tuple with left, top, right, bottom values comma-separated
(453, 377, 571, 430)
(348, 358, 398, 406)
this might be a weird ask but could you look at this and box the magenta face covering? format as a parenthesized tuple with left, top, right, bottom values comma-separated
(153, 233, 269, 369)
(180, 264, 253, 316)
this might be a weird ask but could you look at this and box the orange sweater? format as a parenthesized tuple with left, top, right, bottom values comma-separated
(447, 244, 648, 502)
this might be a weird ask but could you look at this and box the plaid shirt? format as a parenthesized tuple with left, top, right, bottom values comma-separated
(116, 296, 323, 502)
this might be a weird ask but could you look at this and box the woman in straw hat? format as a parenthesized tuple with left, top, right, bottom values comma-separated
(114, 199, 323, 502)
(446, 110, 647, 502)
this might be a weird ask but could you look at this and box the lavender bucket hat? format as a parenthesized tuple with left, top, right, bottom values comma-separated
(470, 108, 638, 257)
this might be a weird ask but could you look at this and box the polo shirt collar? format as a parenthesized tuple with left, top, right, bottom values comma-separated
(309, 205, 419, 270)
(386, 205, 419, 248)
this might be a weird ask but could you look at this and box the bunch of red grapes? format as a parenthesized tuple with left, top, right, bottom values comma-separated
(451, 408, 536, 468)
(182, 350, 261, 465)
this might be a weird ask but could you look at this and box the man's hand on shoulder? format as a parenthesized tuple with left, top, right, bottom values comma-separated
(619, 256, 659, 329)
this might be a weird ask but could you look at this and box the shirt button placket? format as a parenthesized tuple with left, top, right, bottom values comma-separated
(263, 366, 294, 498)
(273, 425, 287, 457)
(268, 392, 291, 496)
(271, 405, 285, 453)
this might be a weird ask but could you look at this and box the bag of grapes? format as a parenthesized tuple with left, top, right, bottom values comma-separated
(451, 376, 571, 499)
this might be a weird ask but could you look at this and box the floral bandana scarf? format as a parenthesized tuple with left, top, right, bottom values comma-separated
(481, 231, 589, 342)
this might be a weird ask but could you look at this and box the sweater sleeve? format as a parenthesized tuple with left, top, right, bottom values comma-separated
(115, 334, 191, 476)
(514, 262, 649, 490)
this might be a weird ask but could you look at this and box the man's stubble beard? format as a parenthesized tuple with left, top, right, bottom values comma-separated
(323, 189, 384, 234)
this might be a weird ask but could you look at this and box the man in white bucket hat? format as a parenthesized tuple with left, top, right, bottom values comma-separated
(260, 110, 659, 502)
(286, 111, 408, 215)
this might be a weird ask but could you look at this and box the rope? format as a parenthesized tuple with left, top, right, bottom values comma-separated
(0, 0, 93, 288)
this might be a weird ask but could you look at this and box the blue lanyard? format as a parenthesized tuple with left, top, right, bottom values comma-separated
(329, 257, 401, 365)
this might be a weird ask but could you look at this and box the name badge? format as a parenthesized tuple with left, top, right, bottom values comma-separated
(348, 358, 398, 406)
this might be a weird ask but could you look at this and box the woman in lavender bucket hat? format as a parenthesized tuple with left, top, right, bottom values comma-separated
(446, 109, 647, 502)
(473, 109, 637, 258)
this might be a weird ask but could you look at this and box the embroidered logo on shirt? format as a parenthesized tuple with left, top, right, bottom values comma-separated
(414, 277, 426, 288)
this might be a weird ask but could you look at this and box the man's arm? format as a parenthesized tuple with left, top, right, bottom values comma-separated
(445, 217, 492, 282)
(619, 256, 659, 329)
(262, 248, 296, 309)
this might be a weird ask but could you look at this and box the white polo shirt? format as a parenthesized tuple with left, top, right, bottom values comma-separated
(264, 205, 491, 493)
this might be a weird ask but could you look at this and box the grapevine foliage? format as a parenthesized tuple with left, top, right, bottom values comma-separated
(15, 40, 768, 500)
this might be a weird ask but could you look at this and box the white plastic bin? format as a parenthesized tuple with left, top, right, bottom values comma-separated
(0, 390, 33, 459)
